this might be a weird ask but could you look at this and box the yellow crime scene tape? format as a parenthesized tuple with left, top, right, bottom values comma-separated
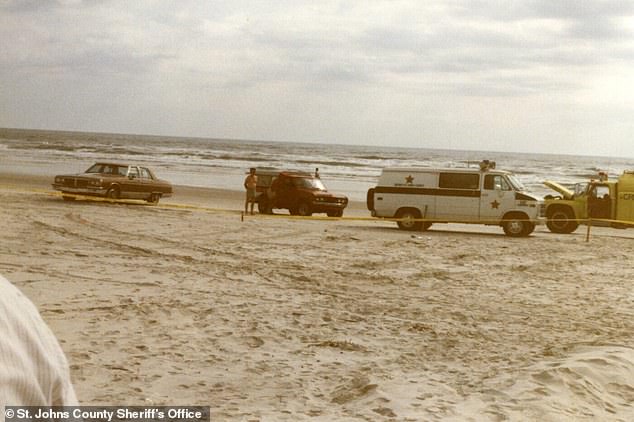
(2, 185, 633, 231)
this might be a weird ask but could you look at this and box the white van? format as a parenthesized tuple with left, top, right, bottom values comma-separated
(367, 161, 543, 236)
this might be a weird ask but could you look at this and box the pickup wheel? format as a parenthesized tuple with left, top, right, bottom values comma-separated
(258, 197, 272, 214)
(396, 208, 423, 231)
(296, 202, 312, 217)
(106, 186, 120, 200)
(327, 210, 343, 217)
(546, 208, 578, 234)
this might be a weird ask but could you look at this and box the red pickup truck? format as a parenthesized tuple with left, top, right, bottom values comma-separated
(255, 170, 348, 217)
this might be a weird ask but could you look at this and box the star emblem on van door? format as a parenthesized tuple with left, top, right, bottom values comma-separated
(405, 175, 414, 185)
(490, 200, 500, 209)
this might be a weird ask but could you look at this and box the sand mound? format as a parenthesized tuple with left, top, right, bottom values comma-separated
(462, 345, 634, 421)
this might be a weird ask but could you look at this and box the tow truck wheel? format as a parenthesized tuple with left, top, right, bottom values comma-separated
(546, 208, 578, 234)
(396, 208, 423, 231)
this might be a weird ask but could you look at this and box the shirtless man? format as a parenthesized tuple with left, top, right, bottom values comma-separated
(244, 167, 258, 215)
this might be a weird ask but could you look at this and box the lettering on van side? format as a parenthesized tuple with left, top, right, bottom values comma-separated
(517, 200, 536, 207)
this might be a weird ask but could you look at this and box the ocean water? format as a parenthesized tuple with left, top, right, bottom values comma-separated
(1, 128, 633, 201)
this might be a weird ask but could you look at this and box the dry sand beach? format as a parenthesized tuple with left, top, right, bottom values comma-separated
(1, 172, 633, 421)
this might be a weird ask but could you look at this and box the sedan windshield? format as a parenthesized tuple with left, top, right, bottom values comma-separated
(85, 164, 104, 173)
(85, 164, 127, 176)
(292, 177, 326, 190)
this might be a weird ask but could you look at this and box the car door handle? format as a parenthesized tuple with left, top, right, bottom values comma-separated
(377, 197, 383, 200)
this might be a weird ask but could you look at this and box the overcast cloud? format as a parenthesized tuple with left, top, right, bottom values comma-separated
(2, 0, 634, 156)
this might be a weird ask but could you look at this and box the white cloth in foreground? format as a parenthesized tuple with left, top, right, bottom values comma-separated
(0, 274, 78, 410)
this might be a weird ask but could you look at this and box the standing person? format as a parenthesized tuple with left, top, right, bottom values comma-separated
(0, 274, 78, 409)
(314, 167, 320, 178)
(244, 167, 258, 215)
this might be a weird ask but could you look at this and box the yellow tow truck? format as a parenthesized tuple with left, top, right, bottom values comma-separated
(544, 171, 634, 233)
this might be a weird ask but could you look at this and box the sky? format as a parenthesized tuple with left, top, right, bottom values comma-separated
(2, 0, 634, 157)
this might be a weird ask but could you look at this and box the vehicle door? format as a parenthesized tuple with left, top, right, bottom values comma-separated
(480, 174, 515, 223)
(137, 167, 156, 198)
(587, 184, 611, 219)
(434, 172, 480, 223)
(121, 166, 143, 199)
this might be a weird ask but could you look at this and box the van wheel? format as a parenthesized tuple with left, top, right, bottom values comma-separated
(296, 202, 312, 216)
(396, 208, 423, 231)
(546, 208, 578, 234)
(502, 215, 533, 237)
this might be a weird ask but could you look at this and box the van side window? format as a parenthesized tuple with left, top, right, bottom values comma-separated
(438, 173, 480, 190)
(484, 175, 511, 190)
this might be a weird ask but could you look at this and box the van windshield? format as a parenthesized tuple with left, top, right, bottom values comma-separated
(506, 175, 526, 191)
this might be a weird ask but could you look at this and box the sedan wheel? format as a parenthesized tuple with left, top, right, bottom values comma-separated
(106, 187, 120, 200)
(147, 193, 160, 204)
